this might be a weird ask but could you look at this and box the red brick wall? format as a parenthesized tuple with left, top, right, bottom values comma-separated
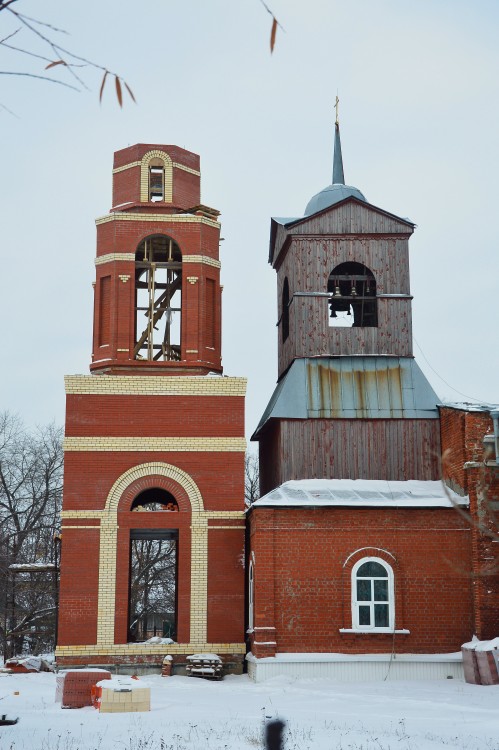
(65, 394, 244, 438)
(207, 525, 246, 644)
(440, 406, 499, 640)
(58, 526, 100, 646)
(59, 390, 246, 649)
(91, 216, 222, 375)
(62, 450, 244, 514)
(111, 144, 201, 210)
(248, 506, 473, 655)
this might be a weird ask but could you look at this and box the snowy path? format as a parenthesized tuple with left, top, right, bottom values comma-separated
(0, 672, 498, 750)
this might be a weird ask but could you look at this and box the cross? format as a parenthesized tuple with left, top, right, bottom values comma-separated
(335, 95, 339, 126)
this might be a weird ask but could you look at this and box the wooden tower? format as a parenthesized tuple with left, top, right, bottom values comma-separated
(254, 122, 441, 493)
(57, 144, 247, 673)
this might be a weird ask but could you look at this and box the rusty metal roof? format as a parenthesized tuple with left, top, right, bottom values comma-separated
(252, 356, 439, 438)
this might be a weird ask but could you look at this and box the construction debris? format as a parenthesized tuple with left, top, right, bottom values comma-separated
(94, 677, 150, 713)
(56, 669, 112, 708)
(186, 653, 222, 680)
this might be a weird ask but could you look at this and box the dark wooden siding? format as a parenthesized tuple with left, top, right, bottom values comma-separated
(277, 235, 412, 376)
(272, 201, 413, 264)
(259, 418, 441, 494)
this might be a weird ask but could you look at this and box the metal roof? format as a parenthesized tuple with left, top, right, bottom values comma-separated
(252, 356, 440, 438)
(304, 183, 367, 216)
(250, 478, 468, 509)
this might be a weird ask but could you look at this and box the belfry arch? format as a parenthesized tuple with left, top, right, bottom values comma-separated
(134, 235, 183, 362)
(328, 261, 378, 327)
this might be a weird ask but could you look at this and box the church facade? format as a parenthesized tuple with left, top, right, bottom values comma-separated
(246, 124, 498, 680)
(56, 136, 498, 680)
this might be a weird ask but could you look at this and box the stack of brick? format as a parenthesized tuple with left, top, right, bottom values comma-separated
(57, 669, 111, 708)
(462, 638, 499, 685)
(474, 639, 499, 685)
(161, 655, 173, 677)
(96, 678, 150, 713)
(186, 653, 222, 680)
(461, 641, 481, 684)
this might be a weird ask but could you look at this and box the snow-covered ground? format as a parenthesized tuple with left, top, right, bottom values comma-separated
(0, 671, 498, 750)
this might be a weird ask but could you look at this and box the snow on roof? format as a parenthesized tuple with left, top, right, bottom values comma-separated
(251, 479, 468, 509)
(439, 401, 499, 413)
(8, 563, 57, 571)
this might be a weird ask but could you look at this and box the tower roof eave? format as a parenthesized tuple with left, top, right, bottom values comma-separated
(251, 356, 439, 440)
(268, 196, 415, 266)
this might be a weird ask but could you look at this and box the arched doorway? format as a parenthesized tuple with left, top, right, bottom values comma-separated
(128, 488, 180, 643)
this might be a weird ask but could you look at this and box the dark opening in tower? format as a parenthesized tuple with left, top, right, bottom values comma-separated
(328, 262, 377, 328)
(134, 235, 182, 361)
(282, 277, 290, 343)
(149, 159, 165, 202)
(128, 488, 178, 643)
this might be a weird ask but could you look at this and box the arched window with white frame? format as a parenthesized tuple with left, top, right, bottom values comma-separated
(248, 560, 254, 631)
(352, 557, 394, 631)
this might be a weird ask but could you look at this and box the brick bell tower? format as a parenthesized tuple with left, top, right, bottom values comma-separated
(57, 145, 247, 673)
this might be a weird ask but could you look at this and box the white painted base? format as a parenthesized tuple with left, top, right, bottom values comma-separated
(246, 652, 464, 682)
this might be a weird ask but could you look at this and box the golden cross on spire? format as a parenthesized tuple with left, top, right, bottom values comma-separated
(335, 95, 340, 126)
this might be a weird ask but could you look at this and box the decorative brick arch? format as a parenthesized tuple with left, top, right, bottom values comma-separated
(117, 474, 190, 514)
(343, 547, 397, 570)
(340, 547, 405, 632)
(105, 462, 204, 514)
(96, 463, 206, 646)
(134, 229, 184, 257)
(140, 150, 173, 203)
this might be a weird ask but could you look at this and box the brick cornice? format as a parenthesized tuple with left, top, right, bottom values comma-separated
(95, 212, 220, 229)
(63, 436, 247, 452)
(64, 375, 246, 396)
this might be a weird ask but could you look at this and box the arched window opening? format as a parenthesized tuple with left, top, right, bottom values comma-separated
(149, 158, 164, 202)
(282, 278, 290, 343)
(134, 235, 182, 362)
(352, 557, 394, 631)
(131, 488, 179, 512)
(328, 262, 377, 328)
(128, 488, 178, 643)
(248, 560, 254, 631)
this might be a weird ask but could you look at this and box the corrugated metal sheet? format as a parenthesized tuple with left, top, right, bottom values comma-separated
(252, 357, 439, 438)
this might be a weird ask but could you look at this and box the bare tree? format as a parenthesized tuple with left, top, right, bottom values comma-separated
(0, 412, 63, 658)
(0, 0, 134, 110)
(129, 538, 176, 642)
(245, 452, 260, 506)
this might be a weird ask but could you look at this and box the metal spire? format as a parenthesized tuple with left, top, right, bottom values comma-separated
(332, 95, 345, 185)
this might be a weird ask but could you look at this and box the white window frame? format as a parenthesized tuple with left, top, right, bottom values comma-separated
(351, 556, 395, 633)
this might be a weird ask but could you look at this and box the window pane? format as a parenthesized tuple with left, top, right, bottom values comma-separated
(374, 579, 388, 601)
(358, 561, 387, 578)
(374, 604, 389, 627)
(359, 606, 371, 625)
(357, 579, 371, 601)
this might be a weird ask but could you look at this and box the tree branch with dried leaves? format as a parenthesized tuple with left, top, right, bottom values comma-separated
(0, 0, 135, 107)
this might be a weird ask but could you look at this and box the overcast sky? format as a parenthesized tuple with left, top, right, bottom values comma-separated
(1, 0, 498, 441)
